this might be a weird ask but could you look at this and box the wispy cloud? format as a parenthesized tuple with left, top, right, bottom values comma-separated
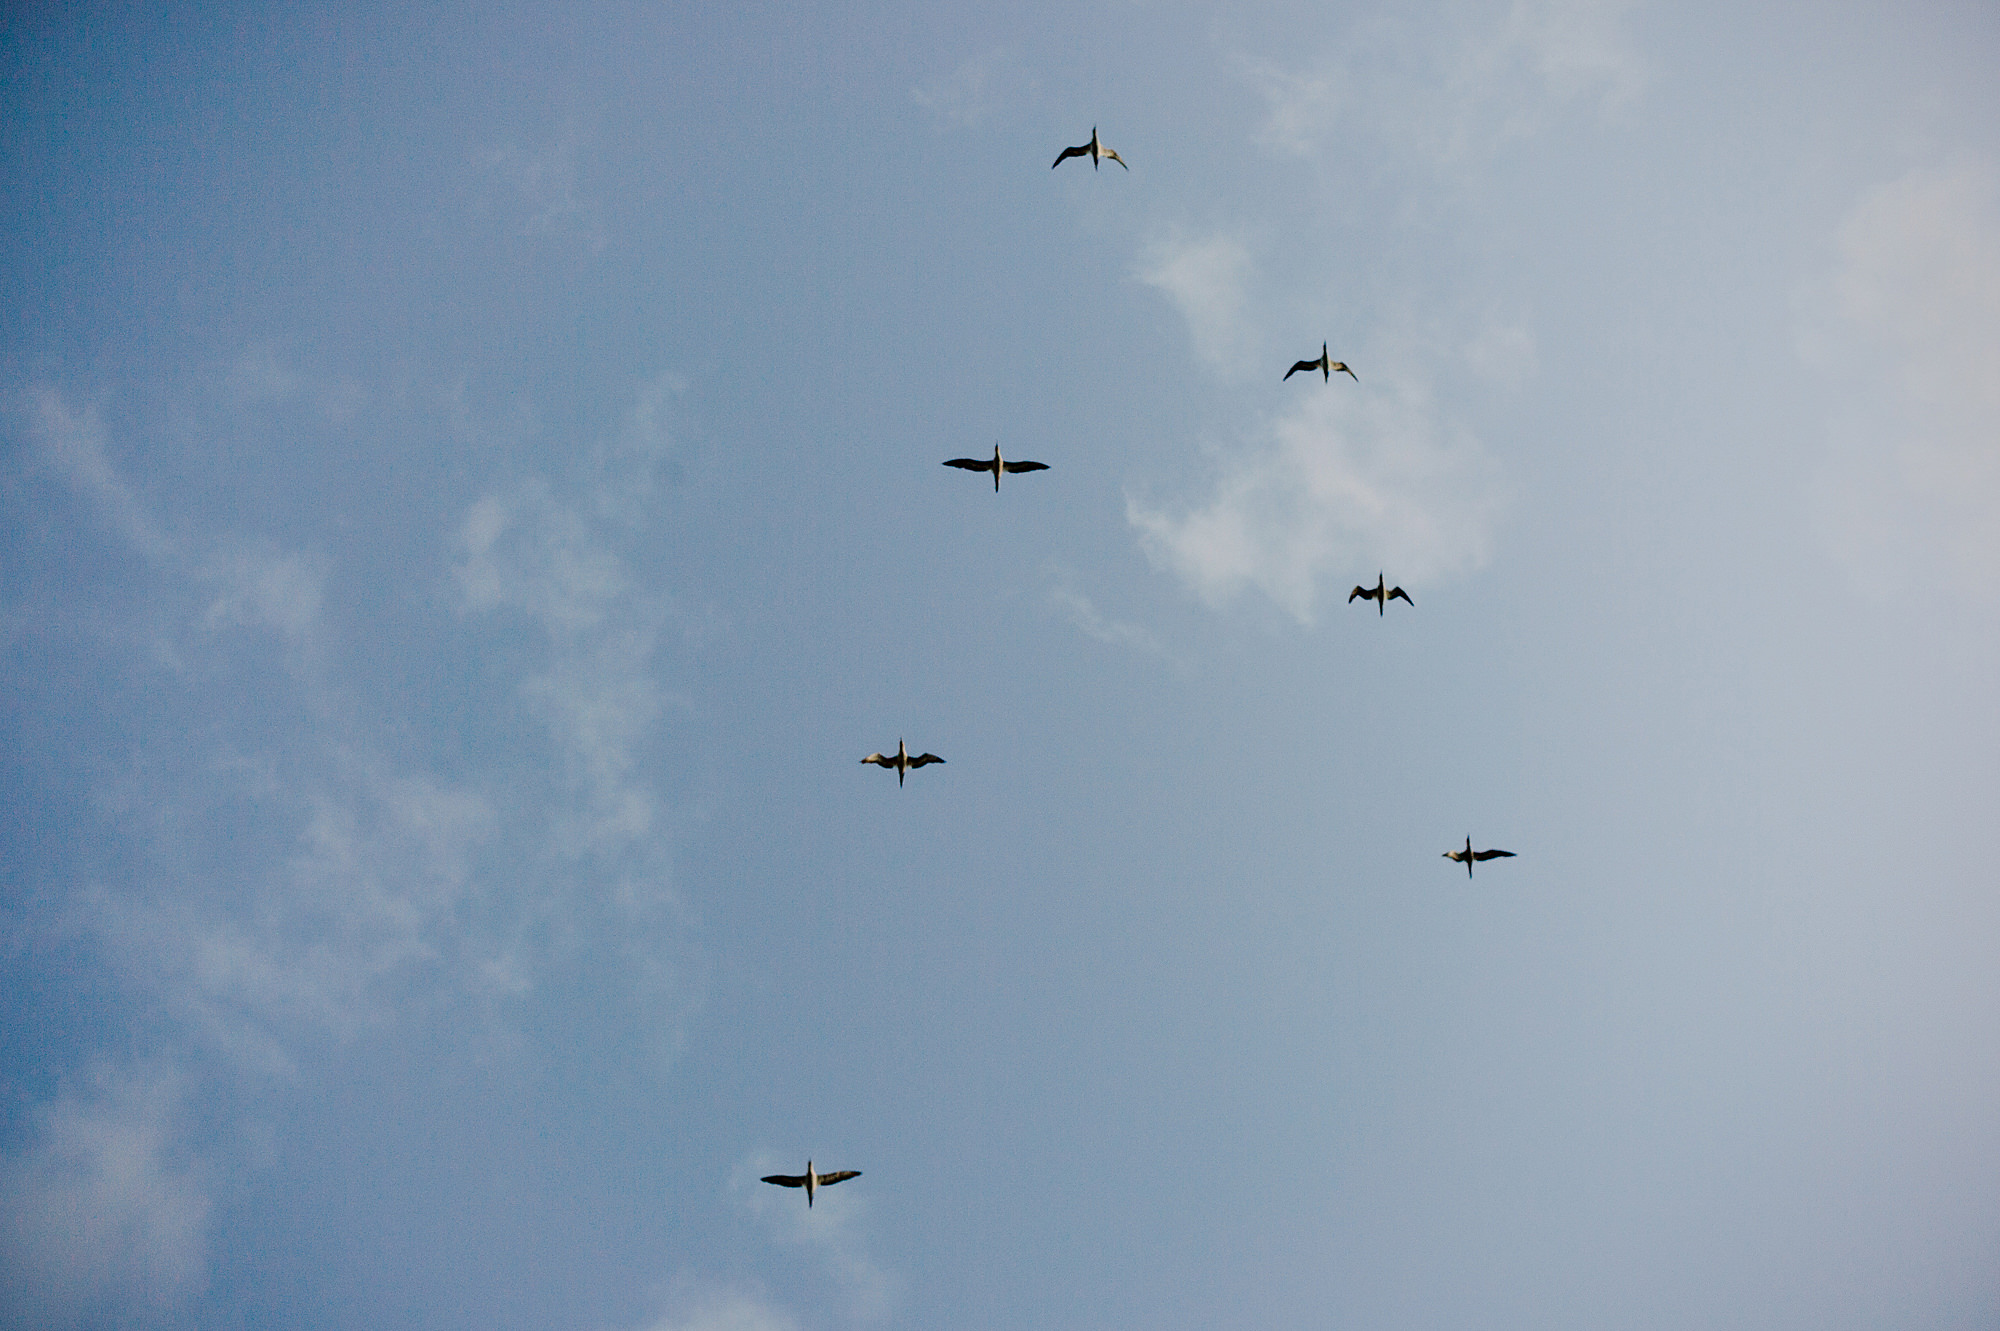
(1135, 231, 1265, 379)
(476, 120, 608, 253)
(1803, 159, 2000, 597)
(734, 1154, 898, 1322)
(1046, 572, 1183, 671)
(1243, 0, 1642, 167)
(1128, 376, 1506, 623)
(25, 389, 172, 562)
(0, 1063, 210, 1325)
(614, 1291, 799, 1331)
(912, 48, 1018, 128)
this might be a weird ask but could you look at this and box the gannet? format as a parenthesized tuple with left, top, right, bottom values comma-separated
(861, 738, 945, 787)
(1284, 343, 1357, 382)
(1443, 837, 1515, 878)
(761, 1161, 861, 1208)
(943, 444, 1050, 492)
(1348, 573, 1412, 615)
(1052, 127, 1127, 171)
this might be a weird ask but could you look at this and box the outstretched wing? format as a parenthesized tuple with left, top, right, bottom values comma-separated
(1387, 587, 1412, 604)
(1472, 849, 1515, 861)
(1284, 360, 1317, 380)
(814, 1170, 861, 1187)
(1002, 460, 1049, 474)
(861, 753, 892, 767)
(1052, 143, 1090, 168)
(944, 458, 996, 472)
(1335, 363, 1358, 381)
(1349, 586, 1377, 602)
(907, 753, 945, 768)
(761, 1175, 808, 1188)
(1098, 147, 1129, 170)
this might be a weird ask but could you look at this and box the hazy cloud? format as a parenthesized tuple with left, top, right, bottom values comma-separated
(25, 389, 172, 562)
(0, 1064, 209, 1325)
(1128, 377, 1506, 622)
(1805, 160, 2000, 596)
(1245, 0, 1641, 166)
(1135, 231, 1263, 378)
(912, 49, 1016, 127)
(617, 1292, 798, 1331)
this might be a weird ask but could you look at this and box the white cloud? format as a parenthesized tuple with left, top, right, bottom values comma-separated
(0, 1064, 209, 1325)
(617, 1292, 798, 1331)
(1805, 160, 2000, 596)
(1128, 377, 1506, 622)
(1135, 231, 1263, 378)
(25, 389, 172, 561)
(1047, 576, 1181, 670)
(477, 122, 607, 253)
(735, 1154, 898, 1322)
(1244, 0, 1641, 168)
(912, 49, 1015, 127)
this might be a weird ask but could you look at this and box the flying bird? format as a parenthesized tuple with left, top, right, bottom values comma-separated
(1284, 343, 1357, 382)
(861, 738, 945, 786)
(761, 1161, 861, 1208)
(1443, 836, 1516, 878)
(1348, 573, 1412, 615)
(943, 444, 1049, 492)
(1052, 126, 1127, 171)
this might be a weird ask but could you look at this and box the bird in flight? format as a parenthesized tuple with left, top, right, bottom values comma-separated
(761, 1161, 861, 1208)
(861, 738, 945, 786)
(1052, 127, 1127, 171)
(1284, 343, 1357, 382)
(1443, 837, 1515, 878)
(943, 443, 1050, 492)
(1349, 573, 1412, 615)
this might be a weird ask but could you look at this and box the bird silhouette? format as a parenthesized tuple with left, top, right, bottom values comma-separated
(943, 443, 1050, 492)
(1443, 837, 1515, 878)
(861, 738, 945, 786)
(1348, 573, 1412, 615)
(761, 1161, 861, 1208)
(1052, 126, 1127, 171)
(1284, 343, 1357, 382)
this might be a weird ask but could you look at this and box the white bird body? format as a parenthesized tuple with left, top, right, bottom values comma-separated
(943, 443, 1049, 492)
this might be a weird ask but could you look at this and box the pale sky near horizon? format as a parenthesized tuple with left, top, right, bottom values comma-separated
(4, 3, 1999, 1329)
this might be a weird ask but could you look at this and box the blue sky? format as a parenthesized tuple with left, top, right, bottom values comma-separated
(4, 2, 1998, 1328)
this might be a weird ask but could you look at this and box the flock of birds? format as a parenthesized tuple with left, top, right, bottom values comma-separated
(763, 125, 1514, 1209)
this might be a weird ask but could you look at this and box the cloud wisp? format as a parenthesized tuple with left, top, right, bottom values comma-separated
(1243, 0, 1642, 168)
(1128, 376, 1506, 623)
(1135, 231, 1266, 380)
(1804, 159, 2000, 598)
(6, 371, 700, 1317)
(0, 1064, 210, 1325)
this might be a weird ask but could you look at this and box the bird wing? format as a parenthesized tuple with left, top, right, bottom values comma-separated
(1443, 849, 1468, 862)
(814, 1170, 861, 1187)
(861, 754, 892, 766)
(1349, 586, 1377, 602)
(1472, 849, 1515, 861)
(944, 458, 996, 472)
(907, 753, 945, 768)
(1098, 147, 1128, 169)
(1387, 587, 1412, 604)
(1052, 143, 1090, 168)
(1334, 363, 1358, 380)
(1284, 360, 1318, 380)
(1002, 460, 1049, 473)
(761, 1175, 808, 1188)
